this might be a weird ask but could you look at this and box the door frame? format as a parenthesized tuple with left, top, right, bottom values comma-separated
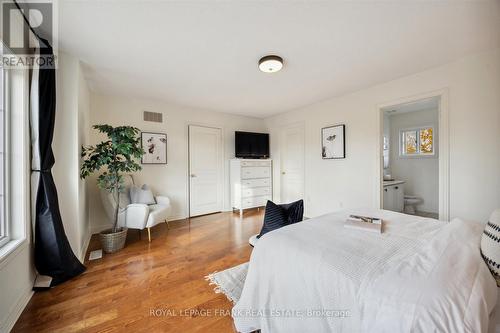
(187, 124, 224, 218)
(279, 122, 305, 204)
(376, 89, 450, 221)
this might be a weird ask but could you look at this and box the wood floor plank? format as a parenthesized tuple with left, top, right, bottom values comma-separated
(12, 210, 263, 333)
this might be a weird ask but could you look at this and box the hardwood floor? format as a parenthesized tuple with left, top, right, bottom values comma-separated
(12, 209, 264, 333)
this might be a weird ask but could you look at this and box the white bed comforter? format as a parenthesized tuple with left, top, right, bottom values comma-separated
(233, 208, 498, 333)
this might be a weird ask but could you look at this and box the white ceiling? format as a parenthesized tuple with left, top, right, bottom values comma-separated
(58, 1, 500, 118)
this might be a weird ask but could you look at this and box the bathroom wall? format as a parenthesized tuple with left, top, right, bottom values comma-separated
(389, 108, 439, 214)
(383, 113, 391, 175)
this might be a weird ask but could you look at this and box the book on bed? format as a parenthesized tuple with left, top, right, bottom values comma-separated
(344, 214, 382, 233)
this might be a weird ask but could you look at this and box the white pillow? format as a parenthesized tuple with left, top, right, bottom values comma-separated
(130, 184, 156, 205)
(481, 209, 500, 287)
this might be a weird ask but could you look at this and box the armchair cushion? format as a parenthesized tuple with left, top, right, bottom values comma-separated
(130, 184, 156, 205)
(146, 204, 170, 228)
(122, 204, 150, 229)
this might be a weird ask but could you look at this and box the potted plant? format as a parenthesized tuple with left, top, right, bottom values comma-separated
(80, 125, 144, 253)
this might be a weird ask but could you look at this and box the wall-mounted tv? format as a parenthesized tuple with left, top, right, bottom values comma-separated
(235, 131, 270, 159)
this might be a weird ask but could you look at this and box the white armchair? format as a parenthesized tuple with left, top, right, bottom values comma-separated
(100, 175, 172, 242)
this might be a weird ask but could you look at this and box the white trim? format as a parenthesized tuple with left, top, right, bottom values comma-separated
(1, 286, 33, 333)
(0, 239, 27, 269)
(0, 65, 9, 247)
(166, 214, 186, 222)
(0, 65, 30, 252)
(376, 89, 450, 221)
(437, 91, 450, 222)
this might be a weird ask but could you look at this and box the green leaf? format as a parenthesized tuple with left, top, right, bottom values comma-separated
(80, 124, 144, 191)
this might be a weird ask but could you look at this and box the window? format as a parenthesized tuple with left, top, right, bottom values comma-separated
(0, 63, 7, 248)
(400, 127, 435, 156)
(0, 46, 28, 255)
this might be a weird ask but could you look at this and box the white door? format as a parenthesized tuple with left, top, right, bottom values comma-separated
(189, 125, 223, 217)
(281, 124, 305, 203)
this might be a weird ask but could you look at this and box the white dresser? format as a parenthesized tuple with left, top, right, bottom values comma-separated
(230, 159, 272, 217)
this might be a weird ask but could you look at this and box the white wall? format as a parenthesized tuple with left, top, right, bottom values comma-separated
(389, 108, 439, 213)
(88, 93, 266, 232)
(53, 52, 90, 261)
(266, 48, 500, 223)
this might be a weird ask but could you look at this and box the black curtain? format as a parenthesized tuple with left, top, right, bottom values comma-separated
(32, 39, 86, 286)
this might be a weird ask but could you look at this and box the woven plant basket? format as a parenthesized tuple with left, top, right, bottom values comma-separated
(99, 227, 128, 253)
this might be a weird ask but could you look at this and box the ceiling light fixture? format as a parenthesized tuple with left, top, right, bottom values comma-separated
(258, 55, 283, 73)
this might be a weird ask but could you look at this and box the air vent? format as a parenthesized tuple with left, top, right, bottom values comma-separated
(143, 111, 163, 123)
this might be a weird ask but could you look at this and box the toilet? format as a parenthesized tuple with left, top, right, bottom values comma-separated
(404, 195, 423, 215)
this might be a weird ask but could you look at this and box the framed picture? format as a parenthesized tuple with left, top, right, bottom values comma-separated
(141, 132, 167, 164)
(321, 124, 345, 159)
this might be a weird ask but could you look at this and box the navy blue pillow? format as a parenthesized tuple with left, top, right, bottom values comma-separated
(257, 200, 304, 238)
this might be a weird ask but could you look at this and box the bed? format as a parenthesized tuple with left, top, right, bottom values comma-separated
(233, 208, 498, 333)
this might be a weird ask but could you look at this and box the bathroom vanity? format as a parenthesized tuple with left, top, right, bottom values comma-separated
(383, 180, 405, 212)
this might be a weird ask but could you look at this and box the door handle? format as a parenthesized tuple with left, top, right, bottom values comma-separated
(282, 171, 286, 175)
(190, 174, 196, 178)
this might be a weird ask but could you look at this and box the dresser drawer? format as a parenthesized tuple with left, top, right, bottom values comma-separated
(241, 160, 271, 167)
(242, 178, 271, 188)
(241, 166, 271, 179)
(242, 186, 271, 198)
(242, 195, 270, 208)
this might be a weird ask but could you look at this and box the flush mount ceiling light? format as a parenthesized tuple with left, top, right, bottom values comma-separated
(258, 55, 283, 73)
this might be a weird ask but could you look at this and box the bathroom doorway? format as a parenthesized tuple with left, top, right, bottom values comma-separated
(379, 93, 449, 220)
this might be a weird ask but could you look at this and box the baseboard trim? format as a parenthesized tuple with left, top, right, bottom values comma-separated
(2, 287, 34, 333)
(167, 215, 186, 222)
(90, 215, 188, 236)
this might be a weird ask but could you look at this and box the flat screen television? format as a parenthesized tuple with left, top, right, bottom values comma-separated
(235, 131, 270, 159)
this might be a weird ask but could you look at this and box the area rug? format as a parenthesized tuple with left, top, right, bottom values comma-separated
(205, 262, 249, 303)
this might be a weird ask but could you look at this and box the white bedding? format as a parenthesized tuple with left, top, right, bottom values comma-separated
(233, 208, 498, 333)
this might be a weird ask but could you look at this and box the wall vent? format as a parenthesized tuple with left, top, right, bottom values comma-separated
(144, 111, 163, 123)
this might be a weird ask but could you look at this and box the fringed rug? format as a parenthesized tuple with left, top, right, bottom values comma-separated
(205, 262, 249, 303)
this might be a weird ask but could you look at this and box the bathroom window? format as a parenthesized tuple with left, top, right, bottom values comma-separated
(400, 127, 434, 157)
